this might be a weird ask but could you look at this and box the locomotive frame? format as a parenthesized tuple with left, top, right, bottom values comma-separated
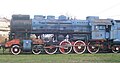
(0, 14, 120, 55)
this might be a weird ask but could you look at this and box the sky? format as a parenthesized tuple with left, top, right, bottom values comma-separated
(0, 0, 120, 19)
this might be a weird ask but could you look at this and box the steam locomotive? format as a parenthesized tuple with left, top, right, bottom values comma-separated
(2, 14, 120, 55)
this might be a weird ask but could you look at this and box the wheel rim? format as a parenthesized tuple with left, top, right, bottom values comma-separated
(59, 41, 72, 54)
(44, 46, 58, 54)
(112, 45, 119, 53)
(32, 45, 41, 55)
(87, 43, 99, 54)
(11, 45, 21, 55)
(73, 41, 86, 54)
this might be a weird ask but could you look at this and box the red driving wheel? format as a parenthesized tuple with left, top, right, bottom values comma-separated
(73, 41, 86, 54)
(59, 41, 72, 54)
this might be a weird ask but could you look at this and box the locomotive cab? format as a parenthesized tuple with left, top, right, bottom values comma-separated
(87, 17, 114, 53)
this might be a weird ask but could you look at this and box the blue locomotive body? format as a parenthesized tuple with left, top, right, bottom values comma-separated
(31, 15, 90, 34)
(8, 14, 120, 55)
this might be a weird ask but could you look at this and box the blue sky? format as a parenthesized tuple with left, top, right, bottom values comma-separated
(0, 0, 120, 19)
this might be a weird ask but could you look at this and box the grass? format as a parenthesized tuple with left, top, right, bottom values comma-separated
(0, 52, 120, 63)
(0, 49, 120, 63)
